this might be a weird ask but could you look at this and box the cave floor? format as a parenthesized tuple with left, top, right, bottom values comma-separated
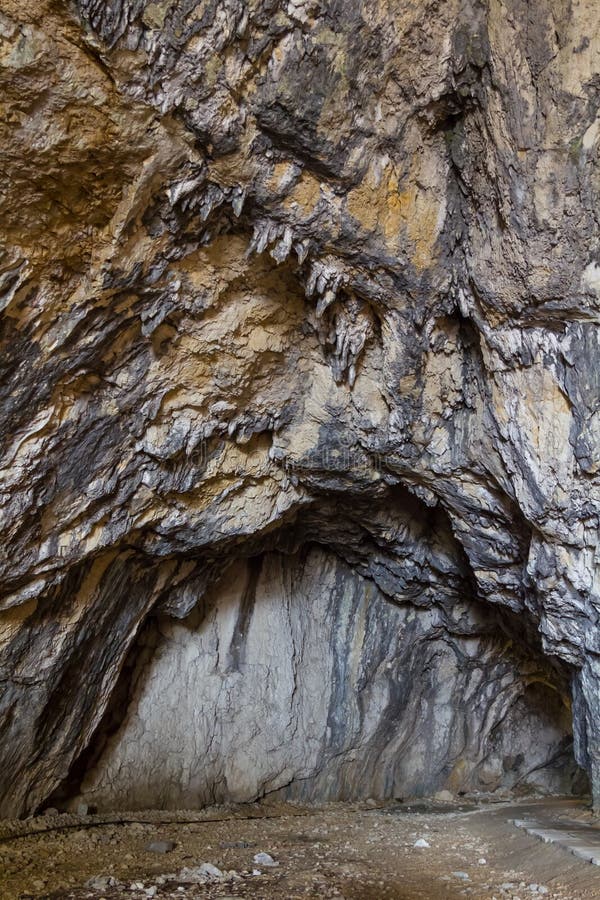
(2, 799, 600, 900)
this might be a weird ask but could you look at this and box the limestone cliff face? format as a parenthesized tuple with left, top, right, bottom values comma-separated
(0, 0, 599, 816)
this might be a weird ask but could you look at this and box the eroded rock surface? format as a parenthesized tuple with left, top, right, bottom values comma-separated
(0, 0, 599, 816)
(75, 549, 579, 810)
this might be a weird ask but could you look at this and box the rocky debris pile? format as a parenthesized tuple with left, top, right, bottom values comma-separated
(84, 853, 282, 896)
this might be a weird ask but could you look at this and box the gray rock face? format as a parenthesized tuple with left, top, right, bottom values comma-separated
(74, 549, 579, 810)
(0, 0, 599, 815)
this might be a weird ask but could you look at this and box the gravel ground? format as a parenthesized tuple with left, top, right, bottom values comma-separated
(1, 799, 600, 900)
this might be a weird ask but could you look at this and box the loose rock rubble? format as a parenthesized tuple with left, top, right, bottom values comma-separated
(1, 800, 600, 899)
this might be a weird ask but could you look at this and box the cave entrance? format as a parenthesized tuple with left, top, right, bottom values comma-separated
(55, 545, 586, 813)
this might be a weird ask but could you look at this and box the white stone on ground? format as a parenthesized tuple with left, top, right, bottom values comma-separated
(253, 852, 278, 866)
(414, 838, 430, 848)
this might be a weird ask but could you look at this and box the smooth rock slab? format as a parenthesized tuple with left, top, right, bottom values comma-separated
(512, 818, 600, 866)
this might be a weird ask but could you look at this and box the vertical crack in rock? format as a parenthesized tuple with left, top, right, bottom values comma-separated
(226, 555, 262, 673)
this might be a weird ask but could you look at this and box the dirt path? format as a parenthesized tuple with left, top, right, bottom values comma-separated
(2, 799, 600, 899)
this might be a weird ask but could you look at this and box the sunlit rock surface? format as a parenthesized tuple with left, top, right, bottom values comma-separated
(0, 0, 599, 816)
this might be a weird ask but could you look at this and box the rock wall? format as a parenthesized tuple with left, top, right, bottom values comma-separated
(0, 0, 599, 816)
(75, 549, 579, 811)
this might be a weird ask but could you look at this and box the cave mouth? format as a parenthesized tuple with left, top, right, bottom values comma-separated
(49, 539, 588, 814)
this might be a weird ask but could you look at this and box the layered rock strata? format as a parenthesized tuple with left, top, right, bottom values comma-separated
(0, 0, 599, 815)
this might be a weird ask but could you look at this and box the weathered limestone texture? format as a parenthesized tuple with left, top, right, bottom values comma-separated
(0, 0, 599, 815)
(75, 549, 578, 811)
